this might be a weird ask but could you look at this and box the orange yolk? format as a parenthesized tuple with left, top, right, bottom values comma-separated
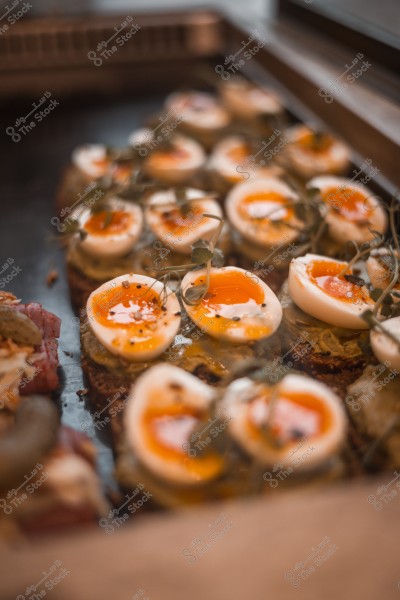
(298, 132, 333, 153)
(92, 158, 132, 183)
(247, 389, 331, 444)
(322, 186, 370, 222)
(148, 146, 190, 168)
(238, 192, 293, 223)
(90, 283, 166, 353)
(307, 260, 371, 304)
(84, 210, 132, 235)
(190, 271, 270, 339)
(159, 205, 204, 236)
(142, 403, 224, 479)
(227, 144, 251, 163)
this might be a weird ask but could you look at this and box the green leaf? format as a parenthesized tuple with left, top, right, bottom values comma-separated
(211, 247, 225, 268)
(183, 284, 208, 304)
(191, 246, 213, 265)
(369, 288, 383, 302)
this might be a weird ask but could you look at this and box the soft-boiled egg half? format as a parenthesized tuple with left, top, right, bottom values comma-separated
(366, 248, 399, 291)
(166, 91, 230, 132)
(284, 125, 350, 179)
(182, 266, 282, 343)
(222, 374, 346, 469)
(77, 197, 143, 259)
(370, 317, 400, 370)
(226, 177, 301, 248)
(288, 254, 374, 329)
(86, 274, 181, 362)
(219, 78, 283, 120)
(145, 188, 223, 255)
(143, 135, 206, 185)
(308, 176, 387, 244)
(124, 364, 224, 485)
(72, 144, 132, 183)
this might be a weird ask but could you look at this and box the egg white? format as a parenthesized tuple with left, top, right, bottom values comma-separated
(220, 79, 283, 119)
(370, 317, 400, 370)
(143, 135, 206, 185)
(225, 177, 299, 248)
(72, 144, 108, 179)
(182, 266, 282, 343)
(78, 197, 143, 259)
(308, 175, 387, 244)
(284, 125, 350, 178)
(87, 273, 181, 362)
(222, 374, 346, 469)
(288, 253, 372, 329)
(366, 248, 398, 290)
(166, 91, 230, 130)
(124, 364, 223, 485)
(144, 188, 222, 255)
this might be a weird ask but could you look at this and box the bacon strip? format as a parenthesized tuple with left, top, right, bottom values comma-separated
(14, 303, 61, 394)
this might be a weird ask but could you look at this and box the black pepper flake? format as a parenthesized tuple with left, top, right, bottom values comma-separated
(215, 314, 221, 318)
(261, 303, 266, 307)
(110, 310, 115, 315)
(169, 382, 183, 391)
(129, 340, 135, 345)
(122, 280, 130, 289)
(232, 316, 240, 321)
(139, 329, 143, 333)
(136, 284, 142, 289)
(161, 305, 167, 312)
(174, 311, 181, 316)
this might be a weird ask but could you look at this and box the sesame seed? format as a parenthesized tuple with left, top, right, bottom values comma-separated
(136, 284, 142, 289)
(261, 303, 266, 307)
(161, 305, 167, 312)
(174, 311, 182, 316)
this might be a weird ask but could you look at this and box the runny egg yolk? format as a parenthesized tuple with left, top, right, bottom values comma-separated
(142, 402, 224, 479)
(90, 283, 165, 351)
(307, 260, 371, 304)
(148, 146, 190, 168)
(159, 206, 203, 236)
(298, 132, 333, 153)
(322, 186, 370, 222)
(190, 270, 270, 338)
(247, 389, 332, 445)
(227, 144, 251, 163)
(84, 210, 133, 235)
(238, 192, 293, 223)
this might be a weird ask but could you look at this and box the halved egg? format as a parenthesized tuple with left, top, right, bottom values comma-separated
(145, 188, 223, 255)
(124, 364, 224, 485)
(143, 135, 206, 185)
(284, 125, 350, 179)
(208, 136, 281, 185)
(366, 248, 399, 291)
(181, 266, 282, 343)
(308, 175, 387, 244)
(77, 197, 143, 259)
(226, 177, 301, 248)
(219, 79, 283, 120)
(166, 91, 230, 132)
(288, 253, 373, 329)
(370, 317, 400, 370)
(72, 144, 132, 183)
(222, 374, 346, 469)
(86, 274, 181, 362)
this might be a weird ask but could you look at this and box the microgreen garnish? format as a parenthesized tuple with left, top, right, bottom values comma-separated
(337, 231, 384, 278)
(181, 214, 225, 306)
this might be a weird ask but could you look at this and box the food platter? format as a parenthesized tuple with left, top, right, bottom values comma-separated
(1, 6, 400, 538)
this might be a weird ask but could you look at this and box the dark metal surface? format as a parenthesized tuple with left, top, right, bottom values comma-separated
(0, 95, 163, 489)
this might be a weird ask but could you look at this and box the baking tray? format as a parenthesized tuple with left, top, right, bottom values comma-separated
(1, 7, 399, 499)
